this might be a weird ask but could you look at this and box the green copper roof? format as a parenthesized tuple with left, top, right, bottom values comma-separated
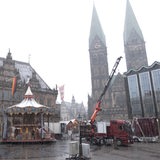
(89, 4, 106, 48)
(124, 0, 144, 44)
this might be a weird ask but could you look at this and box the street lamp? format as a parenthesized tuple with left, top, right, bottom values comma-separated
(77, 114, 83, 159)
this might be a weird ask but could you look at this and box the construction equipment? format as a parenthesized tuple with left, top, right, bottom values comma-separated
(90, 56, 122, 125)
(80, 56, 133, 146)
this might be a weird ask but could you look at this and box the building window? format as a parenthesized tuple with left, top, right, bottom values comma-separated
(128, 75, 142, 116)
(39, 98, 44, 105)
(139, 72, 155, 116)
(152, 69, 160, 114)
(47, 98, 51, 107)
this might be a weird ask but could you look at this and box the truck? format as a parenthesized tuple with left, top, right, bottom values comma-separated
(132, 117, 159, 142)
(80, 56, 133, 146)
(81, 119, 133, 146)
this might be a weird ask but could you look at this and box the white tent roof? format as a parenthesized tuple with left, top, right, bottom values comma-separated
(6, 86, 50, 113)
(10, 97, 46, 108)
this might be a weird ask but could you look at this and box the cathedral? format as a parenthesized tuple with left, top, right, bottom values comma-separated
(88, 0, 149, 120)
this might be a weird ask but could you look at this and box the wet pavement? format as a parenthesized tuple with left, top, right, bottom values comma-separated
(0, 139, 160, 160)
(91, 142, 160, 160)
(0, 140, 68, 160)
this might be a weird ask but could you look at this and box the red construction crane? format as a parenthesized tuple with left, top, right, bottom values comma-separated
(90, 56, 122, 125)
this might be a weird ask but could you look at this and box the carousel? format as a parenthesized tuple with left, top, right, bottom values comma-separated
(2, 86, 56, 144)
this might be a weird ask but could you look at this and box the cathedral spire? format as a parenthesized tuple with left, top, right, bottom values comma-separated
(123, 0, 148, 71)
(88, 2, 110, 119)
(89, 3, 106, 48)
(124, 0, 144, 45)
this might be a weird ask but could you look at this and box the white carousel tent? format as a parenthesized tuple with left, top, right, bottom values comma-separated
(2, 86, 54, 142)
(6, 86, 50, 114)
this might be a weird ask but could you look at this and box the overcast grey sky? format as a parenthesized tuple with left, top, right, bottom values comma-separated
(0, 0, 160, 106)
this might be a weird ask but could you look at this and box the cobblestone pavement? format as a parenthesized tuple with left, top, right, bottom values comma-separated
(0, 139, 159, 160)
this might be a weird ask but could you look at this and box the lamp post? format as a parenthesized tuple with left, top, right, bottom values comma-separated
(77, 114, 83, 159)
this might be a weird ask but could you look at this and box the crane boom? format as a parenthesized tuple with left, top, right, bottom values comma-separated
(90, 56, 122, 124)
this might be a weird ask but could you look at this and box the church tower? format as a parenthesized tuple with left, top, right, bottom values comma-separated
(124, 0, 148, 71)
(88, 4, 110, 120)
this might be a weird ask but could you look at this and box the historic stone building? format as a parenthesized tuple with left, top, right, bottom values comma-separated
(0, 51, 59, 138)
(60, 96, 87, 121)
(109, 73, 128, 119)
(88, 0, 149, 121)
(124, 0, 148, 71)
(88, 4, 111, 120)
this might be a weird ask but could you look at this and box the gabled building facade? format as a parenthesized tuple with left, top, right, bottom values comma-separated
(0, 51, 59, 138)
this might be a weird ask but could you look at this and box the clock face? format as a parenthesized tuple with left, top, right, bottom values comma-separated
(94, 42, 101, 49)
